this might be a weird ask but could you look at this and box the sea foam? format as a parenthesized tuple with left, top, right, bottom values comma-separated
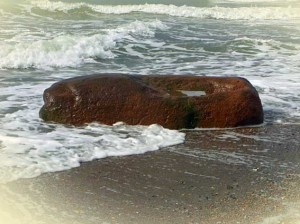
(0, 78, 185, 183)
(29, 0, 300, 20)
(0, 123, 185, 183)
(0, 20, 167, 69)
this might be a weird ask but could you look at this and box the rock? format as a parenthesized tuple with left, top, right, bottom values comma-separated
(39, 74, 263, 129)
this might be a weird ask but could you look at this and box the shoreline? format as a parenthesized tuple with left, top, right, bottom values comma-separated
(1, 123, 300, 224)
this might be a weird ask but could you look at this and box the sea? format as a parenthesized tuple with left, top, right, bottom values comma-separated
(0, 0, 300, 223)
(0, 0, 299, 188)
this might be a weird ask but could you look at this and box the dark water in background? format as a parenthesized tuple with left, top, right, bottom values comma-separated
(0, 0, 299, 182)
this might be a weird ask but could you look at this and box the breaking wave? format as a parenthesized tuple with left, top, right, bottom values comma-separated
(0, 20, 167, 69)
(28, 0, 300, 20)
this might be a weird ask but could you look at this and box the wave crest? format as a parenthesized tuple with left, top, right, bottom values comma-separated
(0, 20, 167, 69)
(28, 0, 300, 20)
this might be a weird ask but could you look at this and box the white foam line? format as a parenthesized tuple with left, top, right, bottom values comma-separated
(218, 131, 281, 143)
(0, 122, 186, 183)
(184, 171, 220, 180)
(170, 148, 288, 169)
(29, 1, 300, 20)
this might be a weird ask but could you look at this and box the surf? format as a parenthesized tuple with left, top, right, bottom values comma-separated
(26, 0, 300, 20)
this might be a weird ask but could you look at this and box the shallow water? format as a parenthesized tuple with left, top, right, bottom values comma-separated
(0, 0, 299, 183)
(0, 124, 299, 224)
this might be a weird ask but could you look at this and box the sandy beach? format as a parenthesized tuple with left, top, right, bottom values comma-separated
(1, 123, 300, 224)
(1, 1, 300, 224)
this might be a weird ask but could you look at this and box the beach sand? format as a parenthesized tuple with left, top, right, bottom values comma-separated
(1, 124, 300, 224)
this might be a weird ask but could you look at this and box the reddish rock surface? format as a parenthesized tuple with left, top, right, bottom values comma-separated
(39, 74, 264, 129)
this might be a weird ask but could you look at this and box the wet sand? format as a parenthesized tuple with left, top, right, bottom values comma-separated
(1, 124, 300, 224)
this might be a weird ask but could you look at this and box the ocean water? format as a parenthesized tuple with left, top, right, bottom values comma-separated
(0, 1, 300, 223)
(0, 0, 299, 184)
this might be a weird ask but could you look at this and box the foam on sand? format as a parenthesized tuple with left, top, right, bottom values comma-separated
(0, 81, 185, 183)
(0, 121, 185, 183)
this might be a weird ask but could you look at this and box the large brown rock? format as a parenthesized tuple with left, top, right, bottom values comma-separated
(39, 74, 264, 129)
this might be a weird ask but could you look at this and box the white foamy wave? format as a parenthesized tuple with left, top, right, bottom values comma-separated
(0, 34, 115, 69)
(229, 36, 300, 54)
(29, 0, 300, 20)
(0, 123, 185, 183)
(0, 83, 185, 183)
(0, 81, 184, 183)
(0, 20, 167, 69)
